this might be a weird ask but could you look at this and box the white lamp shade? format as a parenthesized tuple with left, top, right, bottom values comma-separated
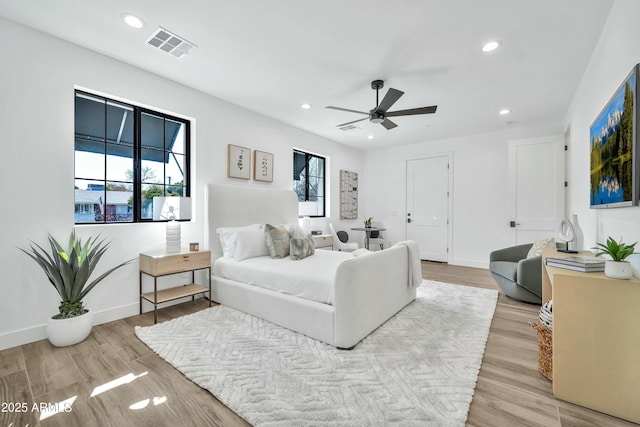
(298, 201, 318, 217)
(153, 197, 192, 221)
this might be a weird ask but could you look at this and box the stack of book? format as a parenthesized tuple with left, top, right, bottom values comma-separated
(545, 256, 605, 272)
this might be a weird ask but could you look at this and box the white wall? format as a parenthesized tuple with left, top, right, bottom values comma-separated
(564, 0, 640, 270)
(0, 18, 364, 350)
(362, 123, 561, 268)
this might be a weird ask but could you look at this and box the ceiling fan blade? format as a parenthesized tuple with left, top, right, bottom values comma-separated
(326, 106, 369, 115)
(381, 118, 398, 130)
(375, 88, 404, 113)
(386, 105, 438, 117)
(336, 117, 368, 127)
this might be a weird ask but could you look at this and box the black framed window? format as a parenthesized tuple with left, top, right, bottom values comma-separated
(293, 149, 325, 217)
(74, 91, 190, 224)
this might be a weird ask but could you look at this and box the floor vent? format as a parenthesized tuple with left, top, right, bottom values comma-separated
(146, 27, 195, 58)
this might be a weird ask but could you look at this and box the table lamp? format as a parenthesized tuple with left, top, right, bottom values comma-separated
(298, 201, 318, 233)
(153, 196, 192, 253)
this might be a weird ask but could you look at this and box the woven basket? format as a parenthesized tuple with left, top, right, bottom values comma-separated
(530, 322, 552, 380)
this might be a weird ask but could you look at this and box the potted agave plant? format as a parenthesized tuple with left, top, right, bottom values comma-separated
(593, 237, 637, 280)
(20, 231, 131, 346)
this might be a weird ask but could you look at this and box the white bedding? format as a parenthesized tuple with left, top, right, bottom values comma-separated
(213, 250, 353, 305)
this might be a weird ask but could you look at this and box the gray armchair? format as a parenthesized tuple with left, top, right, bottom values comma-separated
(489, 243, 542, 304)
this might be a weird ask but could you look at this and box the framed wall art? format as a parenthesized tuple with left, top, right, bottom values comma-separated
(590, 64, 639, 208)
(227, 144, 251, 180)
(254, 150, 274, 182)
(340, 170, 358, 219)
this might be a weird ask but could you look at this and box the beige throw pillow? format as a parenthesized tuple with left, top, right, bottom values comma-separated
(527, 237, 555, 258)
(290, 236, 315, 260)
(265, 224, 290, 258)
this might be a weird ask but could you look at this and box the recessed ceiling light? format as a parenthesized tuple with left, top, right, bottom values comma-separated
(367, 135, 374, 140)
(301, 103, 311, 110)
(122, 13, 144, 29)
(499, 109, 511, 115)
(482, 40, 502, 53)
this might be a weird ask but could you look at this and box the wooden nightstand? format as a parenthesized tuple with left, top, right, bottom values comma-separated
(312, 234, 333, 250)
(139, 249, 212, 323)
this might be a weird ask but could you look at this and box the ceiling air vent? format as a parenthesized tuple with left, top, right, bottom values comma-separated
(338, 124, 361, 132)
(146, 27, 195, 58)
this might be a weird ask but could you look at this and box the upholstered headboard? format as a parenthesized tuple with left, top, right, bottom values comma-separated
(204, 183, 300, 260)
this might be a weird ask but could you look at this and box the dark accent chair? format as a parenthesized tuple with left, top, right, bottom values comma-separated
(489, 243, 542, 304)
(336, 230, 349, 243)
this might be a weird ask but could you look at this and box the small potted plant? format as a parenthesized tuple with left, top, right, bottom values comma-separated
(364, 217, 373, 228)
(592, 237, 637, 279)
(20, 231, 132, 346)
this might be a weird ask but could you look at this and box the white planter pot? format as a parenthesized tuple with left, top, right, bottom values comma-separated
(604, 260, 632, 280)
(46, 310, 94, 347)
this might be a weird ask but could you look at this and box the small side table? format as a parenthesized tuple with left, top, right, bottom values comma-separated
(351, 227, 386, 250)
(312, 234, 334, 250)
(139, 249, 212, 323)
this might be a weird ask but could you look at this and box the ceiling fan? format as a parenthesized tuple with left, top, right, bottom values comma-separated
(326, 79, 437, 130)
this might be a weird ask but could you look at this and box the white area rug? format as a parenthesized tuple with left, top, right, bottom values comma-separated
(135, 280, 497, 426)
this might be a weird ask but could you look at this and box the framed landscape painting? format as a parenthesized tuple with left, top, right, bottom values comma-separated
(590, 64, 639, 208)
(254, 150, 274, 182)
(227, 144, 251, 180)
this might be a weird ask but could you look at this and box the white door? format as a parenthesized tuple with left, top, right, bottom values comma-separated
(508, 136, 564, 244)
(406, 155, 450, 261)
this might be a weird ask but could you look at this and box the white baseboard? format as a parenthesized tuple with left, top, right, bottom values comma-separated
(92, 303, 139, 326)
(0, 325, 47, 352)
(449, 258, 489, 270)
(0, 303, 139, 351)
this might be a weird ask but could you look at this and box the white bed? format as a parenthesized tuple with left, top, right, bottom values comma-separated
(205, 183, 416, 349)
(213, 250, 353, 305)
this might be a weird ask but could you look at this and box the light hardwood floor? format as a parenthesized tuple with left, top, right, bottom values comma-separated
(1, 263, 637, 427)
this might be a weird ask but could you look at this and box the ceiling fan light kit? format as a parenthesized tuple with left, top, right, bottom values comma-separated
(326, 79, 437, 131)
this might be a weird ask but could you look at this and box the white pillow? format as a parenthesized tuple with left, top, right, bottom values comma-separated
(353, 248, 372, 257)
(233, 227, 269, 261)
(216, 224, 261, 258)
(289, 225, 307, 240)
(527, 237, 555, 258)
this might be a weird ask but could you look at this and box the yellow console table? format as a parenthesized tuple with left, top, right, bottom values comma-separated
(542, 247, 640, 423)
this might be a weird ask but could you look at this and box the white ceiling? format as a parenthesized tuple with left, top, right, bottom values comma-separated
(0, 0, 614, 150)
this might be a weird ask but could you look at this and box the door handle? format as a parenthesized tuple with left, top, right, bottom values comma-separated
(407, 218, 412, 223)
(509, 221, 521, 228)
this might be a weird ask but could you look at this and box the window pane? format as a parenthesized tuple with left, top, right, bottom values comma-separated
(308, 176, 317, 199)
(75, 179, 105, 223)
(107, 101, 133, 145)
(308, 157, 320, 177)
(315, 196, 325, 216)
(141, 113, 164, 150)
(167, 119, 185, 154)
(141, 149, 164, 184)
(293, 174, 306, 201)
(293, 151, 306, 180)
(106, 143, 133, 182)
(166, 153, 185, 187)
(75, 141, 105, 180)
(316, 175, 325, 198)
(104, 182, 134, 223)
(314, 158, 325, 179)
(141, 183, 165, 220)
(75, 93, 105, 142)
(166, 185, 185, 197)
